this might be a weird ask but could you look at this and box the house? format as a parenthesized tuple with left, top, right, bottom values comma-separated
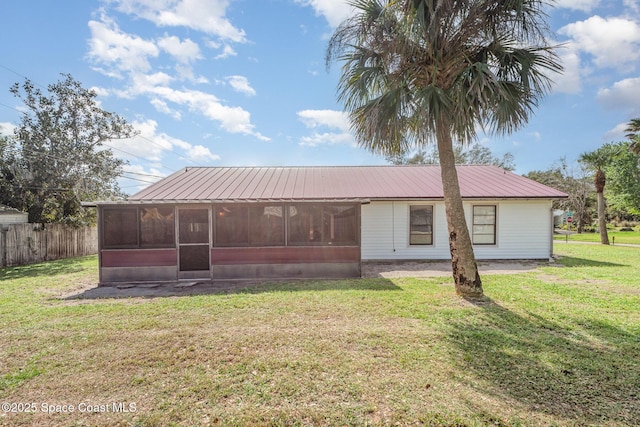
(95, 165, 567, 284)
(0, 205, 29, 228)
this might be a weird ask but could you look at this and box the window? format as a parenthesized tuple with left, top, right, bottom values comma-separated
(249, 205, 284, 246)
(140, 207, 175, 247)
(103, 208, 138, 248)
(215, 206, 249, 246)
(409, 205, 433, 245)
(103, 206, 177, 249)
(288, 204, 357, 246)
(179, 209, 209, 244)
(214, 205, 285, 247)
(473, 205, 496, 245)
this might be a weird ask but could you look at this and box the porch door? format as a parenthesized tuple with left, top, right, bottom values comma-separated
(178, 208, 211, 279)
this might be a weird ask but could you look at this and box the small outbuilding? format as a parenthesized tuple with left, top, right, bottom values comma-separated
(0, 205, 29, 227)
(95, 165, 567, 284)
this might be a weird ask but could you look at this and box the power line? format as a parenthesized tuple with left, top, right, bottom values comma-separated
(122, 170, 165, 178)
(119, 174, 157, 184)
(0, 64, 47, 89)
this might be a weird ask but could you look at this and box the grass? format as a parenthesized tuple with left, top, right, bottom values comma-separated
(554, 230, 640, 244)
(0, 246, 639, 426)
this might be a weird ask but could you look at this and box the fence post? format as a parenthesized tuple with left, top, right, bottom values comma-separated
(0, 227, 6, 268)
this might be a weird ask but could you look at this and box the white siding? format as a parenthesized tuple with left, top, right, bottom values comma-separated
(0, 212, 28, 225)
(468, 200, 553, 260)
(361, 200, 553, 261)
(361, 201, 450, 260)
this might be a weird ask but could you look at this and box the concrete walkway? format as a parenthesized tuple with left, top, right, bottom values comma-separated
(554, 240, 640, 248)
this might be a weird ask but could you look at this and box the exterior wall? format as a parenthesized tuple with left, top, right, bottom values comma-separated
(0, 212, 29, 225)
(100, 249, 178, 283)
(470, 200, 553, 260)
(361, 201, 450, 260)
(361, 199, 553, 261)
(211, 246, 360, 280)
(98, 203, 362, 284)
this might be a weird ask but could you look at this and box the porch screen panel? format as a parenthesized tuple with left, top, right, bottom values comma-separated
(215, 206, 249, 246)
(249, 205, 284, 246)
(323, 205, 357, 245)
(288, 205, 323, 245)
(140, 207, 175, 247)
(179, 209, 209, 244)
(103, 208, 138, 247)
(288, 204, 357, 246)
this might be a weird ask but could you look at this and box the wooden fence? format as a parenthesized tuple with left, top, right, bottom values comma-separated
(0, 223, 98, 268)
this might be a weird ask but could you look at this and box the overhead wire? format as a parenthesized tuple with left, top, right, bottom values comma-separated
(0, 140, 169, 182)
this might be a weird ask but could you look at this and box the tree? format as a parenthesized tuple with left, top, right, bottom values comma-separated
(388, 143, 515, 171)
(579, 144, 622, 244)
(603, 141, 640, 220)
(0, 74, 135, 225)
(525, 158, 593, 233)
(327, 0, 561, 297)
(625, 118, 640, 155)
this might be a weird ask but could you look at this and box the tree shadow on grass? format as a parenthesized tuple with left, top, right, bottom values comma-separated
(554, 255, 627, 268)
(0, 256, 94, 281)
(445, 297, 639, 425)
(64, 278, 402, 300)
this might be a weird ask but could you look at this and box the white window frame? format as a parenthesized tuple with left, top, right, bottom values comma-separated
(472, 205, 497, 245)
(408, 205, 434, 246)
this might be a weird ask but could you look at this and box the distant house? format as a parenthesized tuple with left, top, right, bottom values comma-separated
(94, 165, 567, 284)
(0, 205, 28, 228)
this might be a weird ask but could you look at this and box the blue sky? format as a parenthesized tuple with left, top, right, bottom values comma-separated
(1, 0, 639, 193)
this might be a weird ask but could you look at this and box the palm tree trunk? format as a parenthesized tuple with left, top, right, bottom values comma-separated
(436, 119, 483, 298)
(597, 191, 609, 245)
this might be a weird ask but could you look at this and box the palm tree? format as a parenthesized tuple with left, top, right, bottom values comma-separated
(327, 0, 561, 297)
(625, 118, 640, 155)
(579, 148, 612, 245)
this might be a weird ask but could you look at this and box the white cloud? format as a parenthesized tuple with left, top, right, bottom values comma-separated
(87, 15, 159, 75)
(145, 86, 269, 140)
(596, 77, 640, 113)
(295, 0, 353, 27)
(186, 144, 221, 162)
(529, 131, 541, 142)
(111, 0, 246, 42)
(297, 109, 350, 131)
(214, 44, 237, 60)
(552, 42, 583, 94)
(554, 0, 600, 12)
(150, 98, 182, 120)
(558, 16, 640, 71)
(110, 119, 221, 165)
(87, 5, 267, 141)
(226, 75, 256, 96)
(624, 0, 640, 14)
(603, 122, 630, 141)
(157, 35, 202, 63)
(297, 109, 353, 146)
(299, 131, 354, 147)
(90, 86, 111, 97)
(0, 122, 16, 136)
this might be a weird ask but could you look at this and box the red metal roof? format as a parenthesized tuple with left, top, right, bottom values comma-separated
(128, 165, 568, 202)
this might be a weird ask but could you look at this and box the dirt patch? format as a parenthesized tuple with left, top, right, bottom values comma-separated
(362, 260, 545, 278)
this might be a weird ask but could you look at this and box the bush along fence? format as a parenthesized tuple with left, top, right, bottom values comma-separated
(0, 223, 98, 267)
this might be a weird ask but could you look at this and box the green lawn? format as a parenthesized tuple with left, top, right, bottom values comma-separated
(554, 230, 640, 245)
(0, 245, 639, 426)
